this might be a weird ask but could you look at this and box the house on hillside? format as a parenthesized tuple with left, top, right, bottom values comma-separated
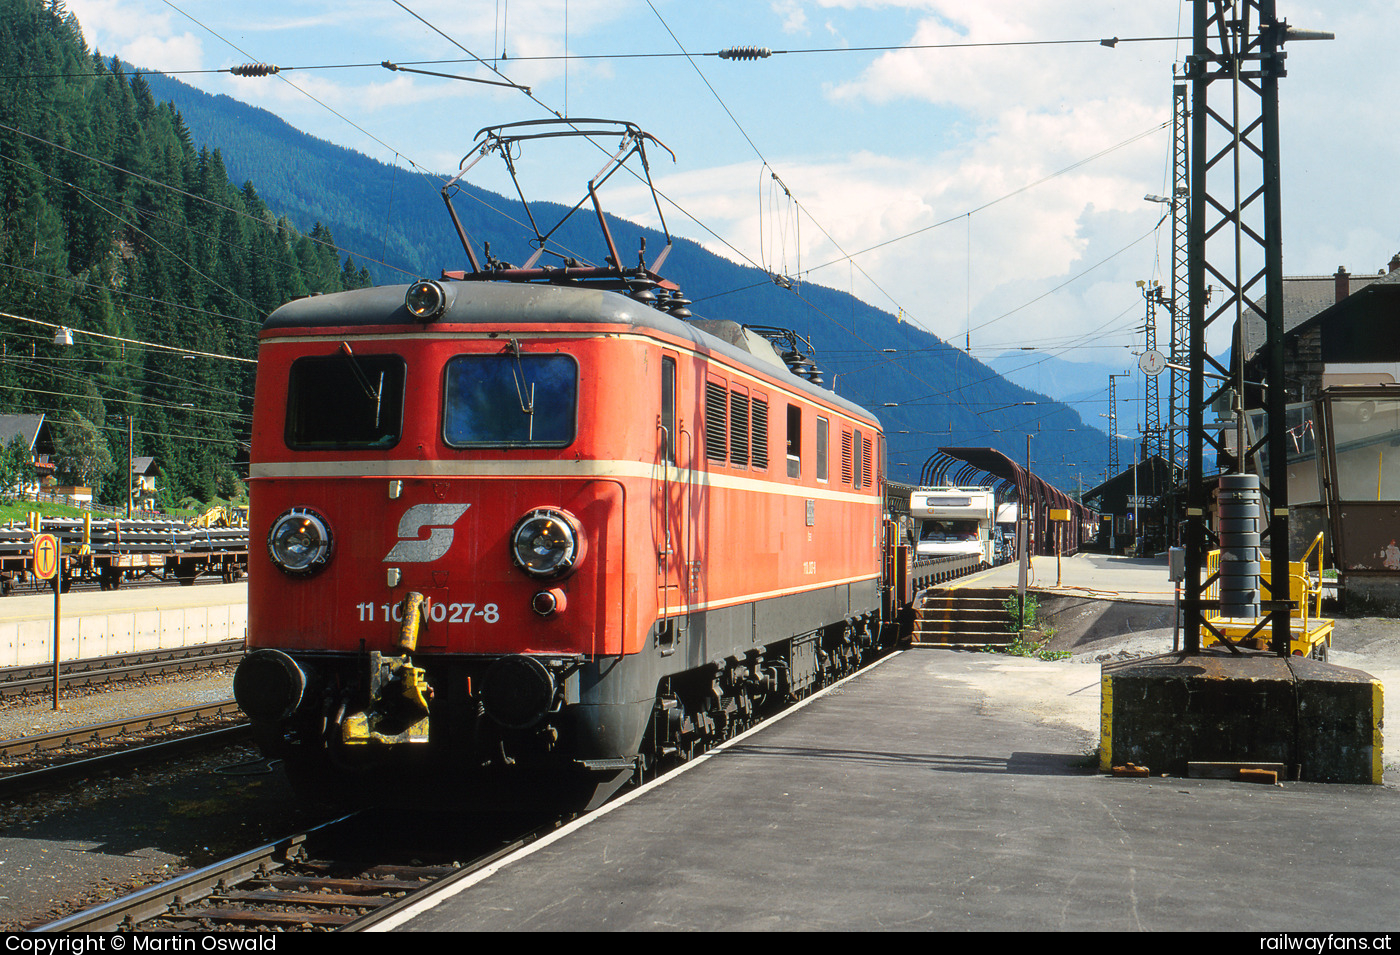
(130, 456, 160, 511)
(0, 413, 57, 496)
(1231, 257, 1400, 612)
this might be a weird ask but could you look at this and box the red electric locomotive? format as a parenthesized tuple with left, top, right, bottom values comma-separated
(234, 123, 893, 807)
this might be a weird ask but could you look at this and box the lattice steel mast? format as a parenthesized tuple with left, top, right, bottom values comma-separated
(1167, 81, 1190, 544)
(1181, 1, 1328, 656)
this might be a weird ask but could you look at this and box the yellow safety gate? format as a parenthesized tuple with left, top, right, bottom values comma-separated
(1202, 532, 1334, 660)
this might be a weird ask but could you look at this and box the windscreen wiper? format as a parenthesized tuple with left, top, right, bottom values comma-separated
(339, 342, 384, 426)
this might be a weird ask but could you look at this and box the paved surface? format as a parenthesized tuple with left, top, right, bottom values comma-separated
(945, 552, 1178, 604)
(382, 651, 1399, 933)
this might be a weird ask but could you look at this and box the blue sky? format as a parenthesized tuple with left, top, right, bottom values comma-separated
(60, 0, 1398, 390)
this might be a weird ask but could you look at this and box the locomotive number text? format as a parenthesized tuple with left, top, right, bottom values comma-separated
(356, 601, 500, 624)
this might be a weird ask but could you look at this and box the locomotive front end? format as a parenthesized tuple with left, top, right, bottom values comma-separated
(238, 282, 641, 805)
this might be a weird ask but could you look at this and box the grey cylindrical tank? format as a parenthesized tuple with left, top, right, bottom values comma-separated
(1217, 473, 1261, 618)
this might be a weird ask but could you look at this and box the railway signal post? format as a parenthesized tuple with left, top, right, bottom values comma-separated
(33, 532, 62, 709)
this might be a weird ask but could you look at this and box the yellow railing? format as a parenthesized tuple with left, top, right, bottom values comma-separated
(1202, 532, 1332, 657)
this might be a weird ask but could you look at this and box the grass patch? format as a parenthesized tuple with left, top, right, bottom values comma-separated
(0, 500, 95, 524)
(994, 593, 1070, 661)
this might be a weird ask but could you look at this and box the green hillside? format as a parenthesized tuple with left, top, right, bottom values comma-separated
(0, 0, 376, 506)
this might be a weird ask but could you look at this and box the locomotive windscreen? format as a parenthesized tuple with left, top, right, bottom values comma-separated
(443, 353, 577, 447)
(284, 353, 406, 449)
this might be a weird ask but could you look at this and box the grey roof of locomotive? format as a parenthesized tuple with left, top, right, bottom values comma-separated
(263, 280, 882, 428)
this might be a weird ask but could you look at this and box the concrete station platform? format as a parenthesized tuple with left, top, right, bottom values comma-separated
(0, 583, 246, 669)
(379, 651, 1400, 933)
(944, 552, 1178, 604)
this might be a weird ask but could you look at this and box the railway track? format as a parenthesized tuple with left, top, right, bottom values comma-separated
(15, 637, 900, 931)
(0, 700, 249, 798)
(35, 812, 562, 932)
(0, 640, 244, 698)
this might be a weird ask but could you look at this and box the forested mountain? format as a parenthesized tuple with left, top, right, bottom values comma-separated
(0, 0, 369, 506)
(3, 0, 1123, 497)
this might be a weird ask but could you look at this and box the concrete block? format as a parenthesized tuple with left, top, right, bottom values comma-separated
(1101, 651, 1384, 784)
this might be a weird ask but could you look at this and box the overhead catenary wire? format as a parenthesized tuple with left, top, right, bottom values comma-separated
(4, 33, 1191, 79)
(0, 311, 256, 365)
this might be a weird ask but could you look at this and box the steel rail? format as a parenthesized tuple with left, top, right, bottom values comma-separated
(0, 723, 253, 799)
(0, 699, 243, 758)
(34, 813, 559, 933)
(343, 825, 557, 931)
(0, 641, 244, 697)
(34, 815, 362, 933)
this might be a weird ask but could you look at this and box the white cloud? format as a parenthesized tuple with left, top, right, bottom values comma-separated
(119, 32, 204, 73)
(772, 1, 809, 34)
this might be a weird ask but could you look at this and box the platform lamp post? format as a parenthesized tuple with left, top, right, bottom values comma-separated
(124, 416, 134, 519)
(1018, 431, 1035, 627)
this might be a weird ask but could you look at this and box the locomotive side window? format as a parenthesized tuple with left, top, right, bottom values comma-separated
(443, 353, 577, 447)
(816, 416, 829, 482)
(285, 353, 406, 449)
(853, 428, 864, 489)
(661, 356, 676, 465)
(786, 405, 801, 479)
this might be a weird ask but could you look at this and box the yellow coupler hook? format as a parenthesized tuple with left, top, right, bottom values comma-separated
(342, 592, 434, 744)
(399, 591, 426, 652)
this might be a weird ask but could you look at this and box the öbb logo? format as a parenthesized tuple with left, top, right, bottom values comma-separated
(383, 503, 470, 563)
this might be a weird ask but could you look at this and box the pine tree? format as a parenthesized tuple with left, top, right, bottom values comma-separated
(0, 0, 368, 504)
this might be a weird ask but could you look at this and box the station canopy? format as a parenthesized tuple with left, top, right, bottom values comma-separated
(919, 447, 1096, 556)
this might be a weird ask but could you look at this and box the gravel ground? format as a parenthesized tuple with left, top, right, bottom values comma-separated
(0, 666, 237, 741)
(0, 666, 334, 931)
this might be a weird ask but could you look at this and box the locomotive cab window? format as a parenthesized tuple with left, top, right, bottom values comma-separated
(443, 353, 577, 447)
(285, 352, 406, 449)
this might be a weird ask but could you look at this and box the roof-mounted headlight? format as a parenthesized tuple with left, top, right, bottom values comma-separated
(267, 507, 334, 577)
(405, 279, 447, 322)
(510, 508, 584, 578)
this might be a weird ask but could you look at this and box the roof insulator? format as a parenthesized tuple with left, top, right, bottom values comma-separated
(718, 47, 772, 61)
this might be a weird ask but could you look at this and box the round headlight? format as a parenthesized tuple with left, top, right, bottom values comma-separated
(510, 509, 583, 578)
(405, 279, 446, 321)
(267, 508, 334, 577)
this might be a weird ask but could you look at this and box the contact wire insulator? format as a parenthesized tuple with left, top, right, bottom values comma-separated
(718, 47, 772, 61)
